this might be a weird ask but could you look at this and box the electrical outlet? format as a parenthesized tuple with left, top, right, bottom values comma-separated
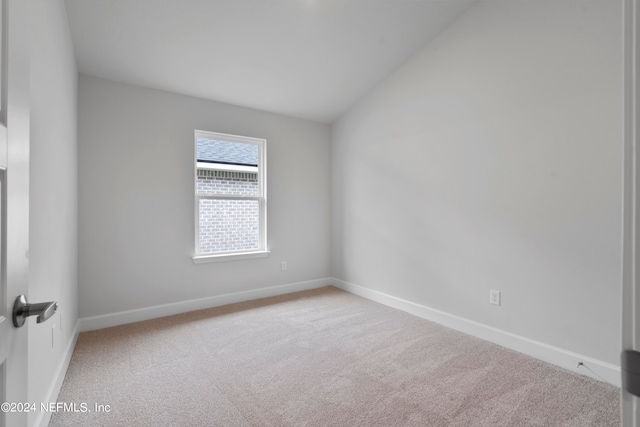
(281, 261, 287, 271)
(490, 290, 501, 306)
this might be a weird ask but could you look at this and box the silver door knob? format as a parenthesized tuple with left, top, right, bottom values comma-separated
(12, 295, 58, 327)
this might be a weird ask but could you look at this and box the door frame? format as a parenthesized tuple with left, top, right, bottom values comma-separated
(622, 0, 640, 426)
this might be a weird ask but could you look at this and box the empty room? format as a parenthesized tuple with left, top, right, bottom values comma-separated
(2, 0, 638, 426)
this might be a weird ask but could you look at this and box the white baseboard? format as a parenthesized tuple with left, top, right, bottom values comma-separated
(79, 278, 331, 332)
(76, 276, 620, 387)
(331, 278, 621, 388)
(34, 322, 80, 427)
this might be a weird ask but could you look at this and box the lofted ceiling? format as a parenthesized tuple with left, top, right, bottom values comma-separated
(63, 0, 475, 124)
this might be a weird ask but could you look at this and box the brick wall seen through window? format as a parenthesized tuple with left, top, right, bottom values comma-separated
(197, 170, 259, 253)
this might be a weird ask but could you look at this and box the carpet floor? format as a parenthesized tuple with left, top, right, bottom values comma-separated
(49, 286, 620, 426)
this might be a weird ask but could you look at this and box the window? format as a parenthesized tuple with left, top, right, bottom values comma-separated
(192, 130, 267, 262)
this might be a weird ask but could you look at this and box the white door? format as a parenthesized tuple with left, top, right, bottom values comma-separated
(0, 0, 31, 426)
(622, 1, 640, 426)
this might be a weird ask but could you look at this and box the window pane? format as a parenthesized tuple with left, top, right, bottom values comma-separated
(194, 131, 266, 258)
(199, 199, 260, 253)
(196, 138, 259, 196)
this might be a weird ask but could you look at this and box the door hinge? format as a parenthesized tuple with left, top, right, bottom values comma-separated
(621, 350, 640, 397)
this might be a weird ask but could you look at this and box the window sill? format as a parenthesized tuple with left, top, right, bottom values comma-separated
(192, 250, 270, 264)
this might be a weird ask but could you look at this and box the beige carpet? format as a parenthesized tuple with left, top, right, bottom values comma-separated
(50, 287, 620, 426)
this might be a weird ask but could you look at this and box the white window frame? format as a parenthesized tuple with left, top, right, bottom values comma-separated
(192, 130, 268, 263)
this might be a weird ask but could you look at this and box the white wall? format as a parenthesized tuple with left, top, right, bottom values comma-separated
(29, 0, 78, 425)
(77, 75, 331, 318)
(332, 0, 622, 366)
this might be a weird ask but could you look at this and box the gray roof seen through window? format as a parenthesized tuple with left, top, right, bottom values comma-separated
(197, 138, 258, 166)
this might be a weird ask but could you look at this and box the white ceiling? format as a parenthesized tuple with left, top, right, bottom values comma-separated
(63, 0, 475, 124)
